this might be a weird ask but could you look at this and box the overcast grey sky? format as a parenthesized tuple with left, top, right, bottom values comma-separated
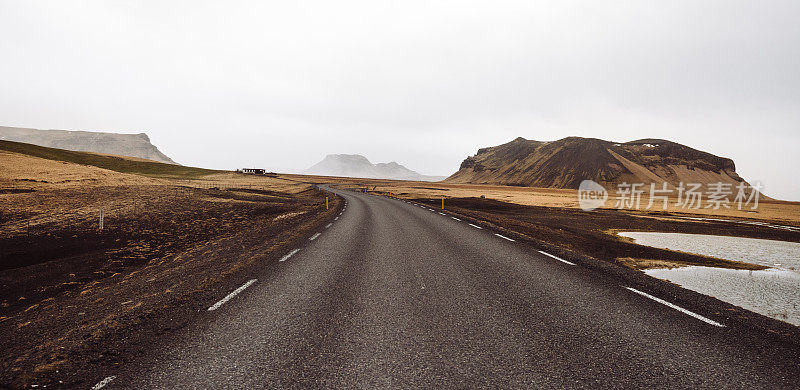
(1, 1, 798, 199)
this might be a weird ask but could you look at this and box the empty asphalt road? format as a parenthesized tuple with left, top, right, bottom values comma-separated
(106, 188, 800, 389)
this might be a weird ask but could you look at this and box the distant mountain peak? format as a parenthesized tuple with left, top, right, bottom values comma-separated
(304, 153, 444, 182)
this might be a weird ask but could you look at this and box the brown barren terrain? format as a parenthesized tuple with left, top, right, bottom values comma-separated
(0, 150, 341, 388)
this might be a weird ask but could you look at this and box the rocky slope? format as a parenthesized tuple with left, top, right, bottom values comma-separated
(446, 136, 747, 190)
(304, 154, 445, 181)
(0, 126, 176, 164)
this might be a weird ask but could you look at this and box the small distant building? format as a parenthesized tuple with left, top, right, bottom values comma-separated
(241, 168, 266, 175)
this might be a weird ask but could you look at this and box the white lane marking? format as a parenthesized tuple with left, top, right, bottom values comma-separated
(438, 212, 446, 215)
(91, 376, 117, 389)
(309, 232, 321, 241)
(279, 248, 300, 262)
(325, 223, 332, 228)
(537, 250, 576, 266)
(469, 223, 482, 229)
(451, 217, 461, 221)
(208, 279, 257, 311)
(495, 233, 515, 242)
(624, 287, 726, 327)
(334, 217, 339, 220)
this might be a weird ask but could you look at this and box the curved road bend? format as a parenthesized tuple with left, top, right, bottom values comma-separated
(109, 188, 799, 388)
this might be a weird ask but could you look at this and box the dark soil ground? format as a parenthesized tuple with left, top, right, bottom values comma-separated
(0, 184, 341, 389)
(415, 197, 800, 269)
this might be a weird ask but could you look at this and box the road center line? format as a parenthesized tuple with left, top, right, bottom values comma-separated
(624, 287, 726, 327)
(309, 232, 321, 241)
(208, 279, 258, 311)
(325, 223, 332, 228)
(537, 250, 576, 265)
(469, 223, 482, 229)
(91, 376, 117, 390)
(279, 248, 300, 262)
(495, 233, 515, 241)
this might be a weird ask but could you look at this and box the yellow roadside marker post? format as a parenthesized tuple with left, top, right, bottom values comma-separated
(326, 197, 329, 210)
(441, 197, 444, 210)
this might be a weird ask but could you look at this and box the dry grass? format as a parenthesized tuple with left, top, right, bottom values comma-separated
(0, 150, 161, 188)
(0, 140, 219, 179)
(615, 257, 695, 270)
(0, 151, 313, 194)
(614, 256, 768, 271)
(179, 172, 313, 193)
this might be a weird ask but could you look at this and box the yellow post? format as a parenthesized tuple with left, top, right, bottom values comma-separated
(326, 197, 329, 210)
(441, 197, 444, 210)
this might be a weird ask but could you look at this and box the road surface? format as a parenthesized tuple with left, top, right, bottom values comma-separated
(106, 188, 800, 388)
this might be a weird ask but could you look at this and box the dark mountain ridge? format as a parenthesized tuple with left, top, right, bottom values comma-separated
(446, 136, 745, 190)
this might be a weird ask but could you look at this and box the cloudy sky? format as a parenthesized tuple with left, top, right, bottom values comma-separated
(1, 1, 798, 199)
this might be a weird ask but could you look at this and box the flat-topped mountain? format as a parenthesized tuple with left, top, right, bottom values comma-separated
(304, 154, 444, 181)
(446, 136, 748, 190)
(0, 126, 176, 164)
